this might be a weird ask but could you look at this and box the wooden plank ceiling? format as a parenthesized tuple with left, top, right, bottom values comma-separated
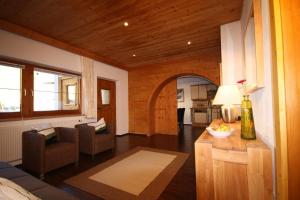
(0, 0, 242, 69)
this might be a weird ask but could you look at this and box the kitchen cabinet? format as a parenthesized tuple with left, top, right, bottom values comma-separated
(191, 85, 207, 100)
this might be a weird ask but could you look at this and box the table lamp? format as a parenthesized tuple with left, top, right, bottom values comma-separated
(213, 85, 241, 123)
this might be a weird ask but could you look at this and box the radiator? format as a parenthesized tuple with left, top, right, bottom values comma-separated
(0, 117, 83, 166)
(0, 125, 24, 165)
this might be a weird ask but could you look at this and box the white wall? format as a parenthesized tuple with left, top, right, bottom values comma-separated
(0, 29, 128, 163)
(221, 21, 244, 84)
(221, 2, 275, 149)
(177, 77, 210, 124)
(240, 0, 275, 150)
(221, 0, 275, 197)
(245, 0, 275, 196)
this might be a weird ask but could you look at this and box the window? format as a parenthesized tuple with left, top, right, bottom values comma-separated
(0, 63, 21, 113)
(0, 59, 81, 119)
(66, 85, 77, 105)
(33, 68, 80, 111)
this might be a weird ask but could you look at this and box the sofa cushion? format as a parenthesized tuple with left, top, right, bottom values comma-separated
(45, 142, 75, 158)
(0, 167, 28, 179)
(96, 133, 114, 143)
(0, 162, 11, 169)
(32, 185, 77, 200)
(11, 175, 48, 192)
(0, 162, 78, 200)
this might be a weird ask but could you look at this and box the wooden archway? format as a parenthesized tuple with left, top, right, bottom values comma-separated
(147, 73, 218, 135)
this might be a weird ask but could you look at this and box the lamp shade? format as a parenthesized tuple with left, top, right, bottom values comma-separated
(213, 85, 241, 105)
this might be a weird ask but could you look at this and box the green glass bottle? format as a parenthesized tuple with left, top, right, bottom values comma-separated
(241, 95, 256, 140)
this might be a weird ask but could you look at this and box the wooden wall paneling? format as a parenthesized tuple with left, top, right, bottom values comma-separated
(0, 20, 127, 70)
(281, 0, 300, 197)
(271, 0, 300, 198)
(129, 52, 221, 135)
(154, 79, 178, 135)
(0, 0, 243, 68)
(270, 0, 288, 198)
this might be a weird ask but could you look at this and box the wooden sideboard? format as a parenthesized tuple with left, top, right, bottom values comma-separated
(195, 120, 272, 200)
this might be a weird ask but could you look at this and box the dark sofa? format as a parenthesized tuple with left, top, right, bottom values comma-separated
(0, 162, 78, 200)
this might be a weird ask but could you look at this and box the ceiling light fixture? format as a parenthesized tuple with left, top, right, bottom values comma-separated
(124, 21, 129, 27)
(187, 41, 192, 45)
(132, 54, 136, 57)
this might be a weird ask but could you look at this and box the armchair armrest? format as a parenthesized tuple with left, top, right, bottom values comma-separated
(75, 124, 96, 154)
(75, 124, 95, 140)
(105, 124, 114, 135)
(22, 130, 45, 173)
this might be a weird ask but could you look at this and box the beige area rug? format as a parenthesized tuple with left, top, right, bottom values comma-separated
(65, 147, 189, 200)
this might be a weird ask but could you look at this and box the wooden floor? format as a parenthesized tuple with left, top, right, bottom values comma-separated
(40, 125, 204, 200)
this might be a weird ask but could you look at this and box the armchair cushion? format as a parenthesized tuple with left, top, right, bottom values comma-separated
(95, 128, 108, 135)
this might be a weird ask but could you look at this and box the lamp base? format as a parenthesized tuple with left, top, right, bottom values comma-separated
(221, 105, 238, 123)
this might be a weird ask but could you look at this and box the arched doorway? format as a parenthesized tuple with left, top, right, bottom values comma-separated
(148, 73, 218, 135)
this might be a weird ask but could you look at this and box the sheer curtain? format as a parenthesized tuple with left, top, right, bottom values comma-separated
(81, 56, 96, 119)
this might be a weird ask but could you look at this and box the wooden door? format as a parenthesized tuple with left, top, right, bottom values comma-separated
(97, 78, 116, 134)
(154, 80, 178, 135)
(271, 0, 300, 198)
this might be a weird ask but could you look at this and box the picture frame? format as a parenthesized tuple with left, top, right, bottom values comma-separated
(177, 89, 184, 102)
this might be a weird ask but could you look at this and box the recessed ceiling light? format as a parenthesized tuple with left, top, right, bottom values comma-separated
(132, 54, 136, 57)
(187, 41, 192, 45)
(124, 21, 129, 27)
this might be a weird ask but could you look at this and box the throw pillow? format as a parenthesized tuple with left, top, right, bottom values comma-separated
(88, 117, 105, 127)
(88, 118, 107, 134)
(0, 177, 41, 200)
(37, 128, 57, 145)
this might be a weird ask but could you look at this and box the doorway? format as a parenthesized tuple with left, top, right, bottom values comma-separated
(97, 78, 116, 134)
(152, 75, 219, 135)
(176, 76, 219, 128)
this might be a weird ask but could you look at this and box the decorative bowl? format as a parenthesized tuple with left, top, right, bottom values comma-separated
(206, 126, 234, 138)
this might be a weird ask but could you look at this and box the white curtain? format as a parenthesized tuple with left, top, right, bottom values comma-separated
(81, 56, 96, 119)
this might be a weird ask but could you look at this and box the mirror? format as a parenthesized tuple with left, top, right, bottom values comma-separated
(101, 89, 110, 105)
(244, 11, 257, 84)
(243, 0, 264, 89)
(66, 84, 77, 105)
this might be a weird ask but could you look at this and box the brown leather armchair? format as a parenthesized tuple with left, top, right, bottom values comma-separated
(22, 127, 79, 179)
(75, 123, 115, 158)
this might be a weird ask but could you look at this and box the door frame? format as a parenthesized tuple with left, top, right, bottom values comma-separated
(270, 0, 288, 198)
